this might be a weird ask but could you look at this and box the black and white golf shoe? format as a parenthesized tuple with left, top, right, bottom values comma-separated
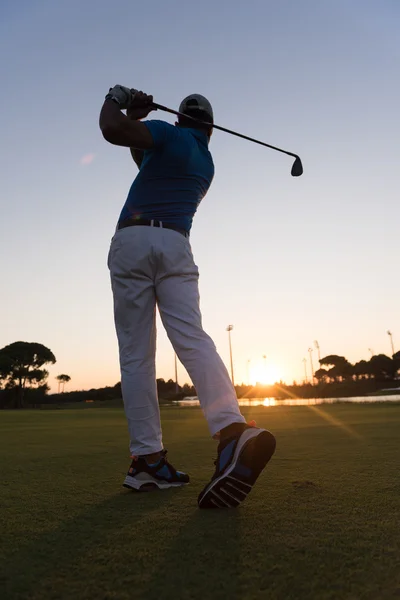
(198, 424, 276, 509)
(123, 450, 189, 492)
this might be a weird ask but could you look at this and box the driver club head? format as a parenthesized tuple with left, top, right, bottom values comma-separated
(291, 156, 303, 177)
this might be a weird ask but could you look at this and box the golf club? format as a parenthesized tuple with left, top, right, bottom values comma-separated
(150, 100, 303, 177)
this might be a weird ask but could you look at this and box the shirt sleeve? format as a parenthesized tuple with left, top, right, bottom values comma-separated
(142, 120, 177, 148)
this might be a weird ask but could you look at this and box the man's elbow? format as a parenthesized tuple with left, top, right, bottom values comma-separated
(99, 119, 153, 149)
(100, 123, 120, 144)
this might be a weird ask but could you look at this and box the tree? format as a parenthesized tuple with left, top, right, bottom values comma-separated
(182, 383, 196, 396)
(353, 360, 372, 380)
(156, 378, 181, 397)
(56, 374, 71, 393)
(319, 355, 353, 382)
(314, 368, 329, 383)
(368, 354, 397, 381)
(0, 342, 56, 407)
(393, 351, 400, 377)
(114, 381, 122, 397)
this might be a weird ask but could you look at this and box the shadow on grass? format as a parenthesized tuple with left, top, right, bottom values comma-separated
(142, 508, 241, 599)
(2, 487, 241, 600)
(1, 490, 173, 598)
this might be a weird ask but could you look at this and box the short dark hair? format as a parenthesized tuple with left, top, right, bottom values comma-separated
(178, 108, 213, 136)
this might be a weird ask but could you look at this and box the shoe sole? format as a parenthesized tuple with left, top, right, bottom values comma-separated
(198, 428, 276, 509)
(123, 475, 188, 492)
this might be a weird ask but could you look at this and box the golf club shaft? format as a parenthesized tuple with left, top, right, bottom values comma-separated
(151, 102, 299, 161)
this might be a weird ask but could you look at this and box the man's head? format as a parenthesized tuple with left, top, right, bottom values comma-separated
(177, 94, 213, 138)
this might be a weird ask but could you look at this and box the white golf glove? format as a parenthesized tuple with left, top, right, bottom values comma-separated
(105, 85, 135, 110)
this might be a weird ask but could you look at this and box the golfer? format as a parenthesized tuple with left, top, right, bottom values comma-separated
(99, 85, 275, 508)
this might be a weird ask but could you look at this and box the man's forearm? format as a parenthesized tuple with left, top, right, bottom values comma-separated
(99, 100, 131, 145)
(127, 107, 149, 121)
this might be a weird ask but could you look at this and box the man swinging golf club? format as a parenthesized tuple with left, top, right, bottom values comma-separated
(99, 85, 276, 508)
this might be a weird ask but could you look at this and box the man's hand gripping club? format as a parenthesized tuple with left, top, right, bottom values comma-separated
(100, 85, 156, 149)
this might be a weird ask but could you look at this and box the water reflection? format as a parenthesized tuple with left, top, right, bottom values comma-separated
(172, 395, 400, 407)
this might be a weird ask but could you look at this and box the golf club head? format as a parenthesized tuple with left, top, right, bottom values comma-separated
(291, 156, 303, 177)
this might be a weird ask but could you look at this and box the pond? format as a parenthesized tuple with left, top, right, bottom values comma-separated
(171, 395, 400, 407)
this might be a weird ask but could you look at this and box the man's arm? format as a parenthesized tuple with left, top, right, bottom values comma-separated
(99, 87, 156, 149)
(100, 100, 154, 149)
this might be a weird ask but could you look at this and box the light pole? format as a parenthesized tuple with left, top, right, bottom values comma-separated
(314, 340, 321, 364)
(368, 348, 374, 357)
(302, 358, 308, 383)
(263, 354, 267, 379)
(174, 353, 179, 394)
(226, 325, 235, 385)
(246, 359, 251, 385)
(308, 347, 314, 385)
(387, 330, 395, 357)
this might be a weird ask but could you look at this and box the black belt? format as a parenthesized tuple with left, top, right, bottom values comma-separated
(117, 218, 189, 238)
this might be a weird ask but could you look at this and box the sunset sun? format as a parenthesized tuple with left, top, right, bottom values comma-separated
(249, 362, 281, 385)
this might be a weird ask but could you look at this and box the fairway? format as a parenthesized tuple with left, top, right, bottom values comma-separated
(1, 404, 399, 600)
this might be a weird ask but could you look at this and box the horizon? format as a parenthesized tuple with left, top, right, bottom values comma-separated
(2, 339, 398, 395)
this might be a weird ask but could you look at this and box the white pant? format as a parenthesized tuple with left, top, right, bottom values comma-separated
(108, 224, 245, 455)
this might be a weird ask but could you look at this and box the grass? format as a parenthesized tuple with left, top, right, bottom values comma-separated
(1, 404, 400, 600)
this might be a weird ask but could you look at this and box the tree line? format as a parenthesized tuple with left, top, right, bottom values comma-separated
(0, 341, 196, 409)
(314, 353, 400, 383)
(1, 341, 399, 409)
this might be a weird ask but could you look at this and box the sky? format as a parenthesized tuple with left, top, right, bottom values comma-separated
(1, 0, 399, 392)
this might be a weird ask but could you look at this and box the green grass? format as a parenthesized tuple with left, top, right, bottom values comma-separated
(1, 404, 399, 600)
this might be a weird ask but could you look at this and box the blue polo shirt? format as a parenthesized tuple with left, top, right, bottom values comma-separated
(118, 120, 215, 232)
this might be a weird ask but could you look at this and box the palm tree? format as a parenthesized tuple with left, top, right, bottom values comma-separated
(56, 374, 71, 393)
